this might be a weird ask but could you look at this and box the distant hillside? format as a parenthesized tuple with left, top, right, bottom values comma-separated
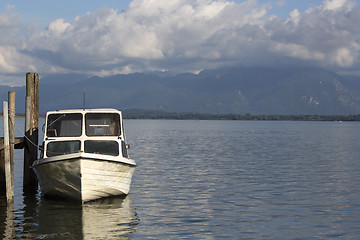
(1, 67, 360, 115)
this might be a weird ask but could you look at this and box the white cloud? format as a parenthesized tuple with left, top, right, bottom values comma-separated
(323, 0, 354, 11)
(332, 47, 355, 67)
(1, 0, 360, 85)
(272, 43, 325, 60)
(286, 9, 300, 25)
(0, 46, 40, 85)
(47, 18, 71, 34)
(0, 12, 39, 85)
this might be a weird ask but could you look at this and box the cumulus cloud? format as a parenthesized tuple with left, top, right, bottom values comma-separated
(271, 0, 360, 69)
(323, 0, 354, 11)
(0, 11, 40, 85)
(26, 0, 272, 74)
(1, 0, 360, 85)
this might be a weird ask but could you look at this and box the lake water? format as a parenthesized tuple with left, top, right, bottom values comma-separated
(1, 119, 360, 239)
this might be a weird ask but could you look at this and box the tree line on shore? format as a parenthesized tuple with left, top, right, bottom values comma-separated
(2, 111, 360, 121)
(122, 111, 360, 121)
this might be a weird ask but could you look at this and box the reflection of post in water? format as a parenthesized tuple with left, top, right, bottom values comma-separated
(0, 198, 15, 239)
(4, 203, 15, 239)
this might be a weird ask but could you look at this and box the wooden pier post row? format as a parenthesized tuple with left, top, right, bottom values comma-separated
(1, 73, 38, 198)
(1, 92, 17, 202)
(23, 72, 39, 194)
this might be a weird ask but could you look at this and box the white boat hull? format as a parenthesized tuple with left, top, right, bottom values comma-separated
(33, 155, 136, 202)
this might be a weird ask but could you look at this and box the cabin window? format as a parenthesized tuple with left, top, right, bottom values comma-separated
(85, 113, 120, 136)
(46, 113, 82, 137)
(46, 140, 81, 157)
(84, 140, 119, 156)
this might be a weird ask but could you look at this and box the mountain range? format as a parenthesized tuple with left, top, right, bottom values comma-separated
(1, 66, 360, 115)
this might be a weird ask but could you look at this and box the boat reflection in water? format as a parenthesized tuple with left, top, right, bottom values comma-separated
(82, 196, 139, 239)
(0, 195, 139, 239)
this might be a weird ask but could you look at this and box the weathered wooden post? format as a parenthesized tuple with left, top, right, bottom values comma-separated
(23, 73, 39, 194)
(0, 150, 4, 194)
(3, 101, 14, 203)
(0, 124, 4, 194)
(8, 91, 15, 193)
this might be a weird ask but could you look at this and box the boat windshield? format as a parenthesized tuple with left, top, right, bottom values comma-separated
(84, 140, 119, 156)
(85, 113, 120, 136)
(46, 140, 81, 157)
(46, 113, 82, 137)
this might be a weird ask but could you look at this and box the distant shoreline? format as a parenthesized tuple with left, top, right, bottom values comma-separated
(1, 113, 360, 121)
(122, 112, 360, 121)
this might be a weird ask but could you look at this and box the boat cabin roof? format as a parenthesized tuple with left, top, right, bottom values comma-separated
(44, 108, 124, 139)
(46, 108, 122, 116)
(42, 108, 133, 162)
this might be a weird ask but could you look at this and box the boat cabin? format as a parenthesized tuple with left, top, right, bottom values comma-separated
(42, 109, 129, 159)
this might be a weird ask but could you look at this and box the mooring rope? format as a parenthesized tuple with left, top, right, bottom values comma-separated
(12, 120, 84, 156)
(12, 119, 44, 151)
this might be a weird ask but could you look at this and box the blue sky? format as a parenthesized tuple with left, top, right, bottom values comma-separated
(1, 0, 131, 28)
(0, 0, 360, 85)
(2, 0, 326, 26)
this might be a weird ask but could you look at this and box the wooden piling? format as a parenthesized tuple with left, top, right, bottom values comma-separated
(8, 91, 15, 193)
(1, 121, 24, 196)
(0, 150, 4, 194)
(23, 73, 39, 194)
(3, 101, 14, 203)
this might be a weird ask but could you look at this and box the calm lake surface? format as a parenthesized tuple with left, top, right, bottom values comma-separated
(1, 119, 360, 239)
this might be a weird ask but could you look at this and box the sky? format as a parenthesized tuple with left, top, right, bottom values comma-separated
(0, 0, 360, 86)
